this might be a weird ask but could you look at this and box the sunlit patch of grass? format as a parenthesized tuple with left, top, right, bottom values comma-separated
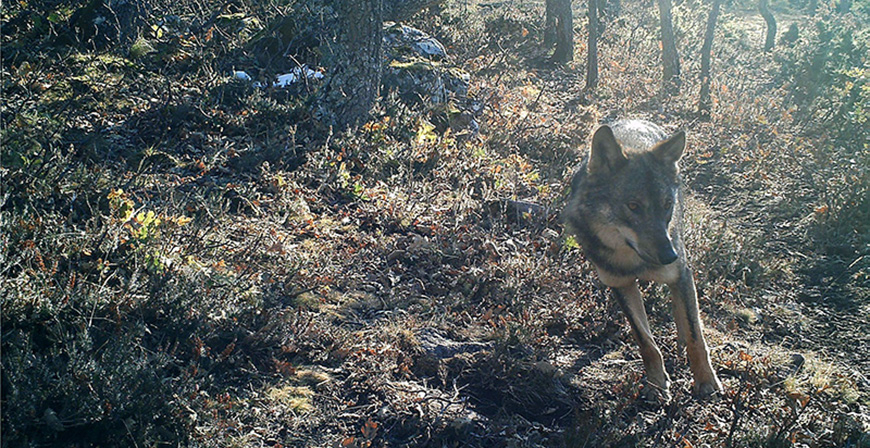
(128, 37, 156, 60)
(266, 385, 315, 413)
(294, 368, 333, 387)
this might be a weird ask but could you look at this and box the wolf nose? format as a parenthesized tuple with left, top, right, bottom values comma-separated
(658, 246, 678, 265)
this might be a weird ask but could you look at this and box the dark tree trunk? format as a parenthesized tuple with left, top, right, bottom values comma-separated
(545, 0, 557, 48)
(657, 0, 681, 94)
(760, 0, 776, 51)
(314, 0, 440, 130)
(586, 0, 599, 89)
(698, 0, 722, 119)
(545, 0, 574, 62)
(320, 0, 384, 130)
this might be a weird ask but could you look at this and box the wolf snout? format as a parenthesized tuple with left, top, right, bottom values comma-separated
(657, 244, 678, 265)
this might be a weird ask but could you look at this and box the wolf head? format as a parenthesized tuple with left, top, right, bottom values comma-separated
(571, 121, 686, 268)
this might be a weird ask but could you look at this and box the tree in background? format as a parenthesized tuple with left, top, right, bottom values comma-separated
(657, 0, 681, 94)
(545, 0, 574, 62)
(759, 0, 777, 51)
(698, 0, 722, 118)
(586, 0, 600, 89)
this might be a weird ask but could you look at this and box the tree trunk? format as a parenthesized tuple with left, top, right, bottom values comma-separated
(545, 0, 574, 62)
(586, 0, 599, 89)
(545, 0, 557, 48)
(759, 0, 776, 51)
(320, 0, 383, 130)
(314, 0, 439, 131)
(657, 0, 681, 94)
(698, 0, 721, 119)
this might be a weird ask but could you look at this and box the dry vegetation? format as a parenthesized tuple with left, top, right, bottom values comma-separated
(2, 0, 869, 446)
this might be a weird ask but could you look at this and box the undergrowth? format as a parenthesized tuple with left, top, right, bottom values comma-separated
(2, 0, 868, 446)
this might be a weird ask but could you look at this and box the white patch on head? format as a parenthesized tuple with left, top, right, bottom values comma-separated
(614, 120, 668, 151)
(590, 221, 644, 270)
(615, 225, 638, 247)
(591, 220, 628, 252)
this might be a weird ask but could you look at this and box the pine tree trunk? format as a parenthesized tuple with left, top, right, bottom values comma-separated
(657, 0, 681, 94)
(760, 0, 776, 51)
(698, 0, 721, 119)
(546, 0, 574, 62)
(586, 0, 599, 89)
(545, 0, 557, 47)
(320, 0, 384, 130)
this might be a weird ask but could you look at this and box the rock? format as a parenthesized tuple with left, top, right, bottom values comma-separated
(790, 353, 805, 372)
(416, 329, 491, 360)
(382, 22, 470, 106)
(781, 23, 799, 45)
(384, 22, 447, 61)
(69, 0, 142, 48)
(43, 408, 64, 432)
(234, 71, 253, 81)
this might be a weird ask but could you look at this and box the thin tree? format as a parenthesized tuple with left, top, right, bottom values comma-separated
(586, 0, 600, 89)
(545, 0, 574, 62)
(657, 0, 681, 94)
(698, 0, 722, 119)
(759, 0, 776, 51)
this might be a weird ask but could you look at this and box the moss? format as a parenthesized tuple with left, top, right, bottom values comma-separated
(389, 59, 439, 72)
(128, 37, 156, 60)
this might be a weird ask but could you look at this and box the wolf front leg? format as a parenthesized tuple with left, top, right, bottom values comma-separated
(668, 267, 723, 396)
(612, 282, 671, 401)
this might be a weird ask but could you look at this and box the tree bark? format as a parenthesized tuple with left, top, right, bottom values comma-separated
(657, 0, 681, 94)
(545, 0, 557, 48)
(759, 0, 776, 51)
(698, 0, 721, 119)
(586, 0, 599, 89)
(314, 0, 440, 131)
(545, 0, 574, 62)
(320, 0, 383, 130)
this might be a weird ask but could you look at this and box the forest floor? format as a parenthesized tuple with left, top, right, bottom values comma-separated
(2, 0, 869, 446)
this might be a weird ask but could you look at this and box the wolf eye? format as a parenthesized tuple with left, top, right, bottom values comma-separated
(627, 202, 641, 212)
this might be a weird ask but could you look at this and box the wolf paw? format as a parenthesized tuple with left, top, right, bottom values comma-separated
(641, 380, 672, 405)
(693, 377, 723, 398)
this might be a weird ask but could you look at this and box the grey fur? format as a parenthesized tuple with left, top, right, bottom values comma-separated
(564, 120, 722, 401)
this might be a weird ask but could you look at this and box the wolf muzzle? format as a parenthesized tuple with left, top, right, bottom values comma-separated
(657, 243, 678, 265)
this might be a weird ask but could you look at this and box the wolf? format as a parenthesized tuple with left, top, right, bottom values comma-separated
(564, 119, 722, 400)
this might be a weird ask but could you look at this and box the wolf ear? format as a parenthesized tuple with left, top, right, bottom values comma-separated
(652, 130, 686, 165)
(588, 125, 627, 174)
